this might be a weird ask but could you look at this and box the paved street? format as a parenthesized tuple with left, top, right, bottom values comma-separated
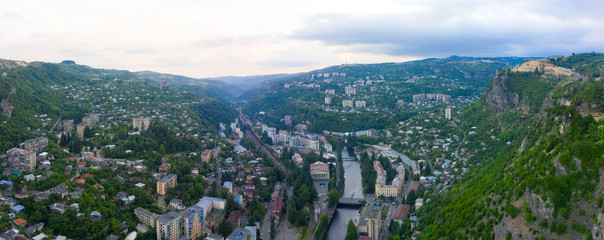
(274, 218, 299, 240)
(261, 202, 272, 240)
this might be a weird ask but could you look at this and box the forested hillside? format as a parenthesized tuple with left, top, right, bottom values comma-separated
(415, 53, 604, 240)
(243, 56, 534, 133)
(0, 60, 236, 152)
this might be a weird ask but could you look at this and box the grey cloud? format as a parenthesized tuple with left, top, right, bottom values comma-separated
(289, 1, 604, 57)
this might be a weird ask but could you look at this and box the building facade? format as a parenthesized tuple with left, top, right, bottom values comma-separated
(156, 211, 182, 240)
(7, 148, 36, 171)
(135, 207, 159, 228)
(342, 100, 354, 108)
(157, 174, 177, 196)
(180, 206, 204, 240)
(22, 137, 48, 153)
(310, 162, 329, 181)
(133, 116, 151, 131)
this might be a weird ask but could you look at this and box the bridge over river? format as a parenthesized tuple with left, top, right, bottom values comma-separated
(325, 147, 365, 240)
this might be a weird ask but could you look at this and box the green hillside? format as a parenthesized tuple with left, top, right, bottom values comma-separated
(0, 60, 236, 152)
(413, 53, 604, 239)
(243, 56, 534, 133)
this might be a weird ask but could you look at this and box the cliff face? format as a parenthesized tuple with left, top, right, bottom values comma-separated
(484, 75, 522, 113)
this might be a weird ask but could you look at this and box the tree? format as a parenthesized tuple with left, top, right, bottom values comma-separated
(327, 189, 340, 207)
(422, 163, 432, 176)
(84, 126, 93, 138)
(218, 218, 233, 237)
(344, 220, 358, 240)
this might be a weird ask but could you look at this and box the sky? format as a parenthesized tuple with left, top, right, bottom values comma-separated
(1, 0, 603, 78)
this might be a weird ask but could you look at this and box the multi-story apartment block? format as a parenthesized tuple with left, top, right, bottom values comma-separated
(345, 86, 356, 96)
(307, 139, 320, 151)
(156, 211, 182, 240)
(7, 148, 36, 171)
(284, 115, 292, 126)
(180, 206, 204, 240)
(157, 174, 177, 196)
(374, 161, 405, 197)
(355, 101, 366, 108)
(445, 107, 452, 120)
(133, 116, 151, 131)
(358, 205, 381, 240)
(22, 137, 48, 153)
(342, 100, 354, 108)
(135, 207, 159, 228)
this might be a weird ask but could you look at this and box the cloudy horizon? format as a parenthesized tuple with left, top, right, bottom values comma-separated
(2, 0, 602, 78)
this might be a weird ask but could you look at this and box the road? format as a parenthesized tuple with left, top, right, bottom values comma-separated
(261, 201, 273, 240)
(239, 113, 287, 173)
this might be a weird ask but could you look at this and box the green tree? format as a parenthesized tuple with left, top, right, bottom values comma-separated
(218, 218, 233, 237)
(327, 189, 340, 207)
(344, 220, 358, 240)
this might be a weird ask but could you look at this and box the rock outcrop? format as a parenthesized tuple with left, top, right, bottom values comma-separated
(485, 75, 523, 113)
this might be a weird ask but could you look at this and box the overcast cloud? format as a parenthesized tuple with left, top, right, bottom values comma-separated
(1, 0, 602, 77)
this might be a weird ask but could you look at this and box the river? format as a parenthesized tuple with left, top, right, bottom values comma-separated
(325, 147, 363, 240)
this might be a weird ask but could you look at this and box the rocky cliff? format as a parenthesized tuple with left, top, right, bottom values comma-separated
(484, 74, 525, 113)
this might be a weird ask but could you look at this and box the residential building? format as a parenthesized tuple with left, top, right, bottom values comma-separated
(271, 198, 283, 225)
(205, 233, 224, 240)
(445, 107, 452, 120)
(82, 113, 100, 126)
(415, 198, 424, 210)
(22, 137, 48, 153)
(61, 119, 74, 134)
(342, 100, 354, 108)
(157, 174, 177, 196)
(201, 149, 212, 163)
(292, 153, 303, 166)
(345, 86, 356, 96)
(135, 207, 159, 228)
(196, 197, 226, 222)
(396, 100, 405, 108)
(324, 97, 331, 105)
(374, 161, 405, 197)
(357, 205, 381, 240)
(159, 163, 171, 176)
(169, 199, 185, 210)
(310, 162, 329, 181)
(76, 124, 86, 138)
(180, 206, 204, 240)
(324, 143, 333, 152)
(405, 181, 420, 197)
(223, 181, 233, 193)
(325, 89, 335, 95)
(133, 116, 151, 131)
(284, 115, 292, 126)
(307, 139, 320, 151)
(412, 94, 425, 103)
(393, 204, 411, 224)
(226, 228, 251, 240)
(156, 211, 182, 240)
(244, 226, 257, 240)
(355, 101, 366, 108)
(7, 148, 36, 171)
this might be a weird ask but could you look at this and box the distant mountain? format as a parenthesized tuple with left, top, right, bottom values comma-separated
(133, 71, 242, 102)
(209, 73, 304, 93)
(418, 53, 604, 239)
